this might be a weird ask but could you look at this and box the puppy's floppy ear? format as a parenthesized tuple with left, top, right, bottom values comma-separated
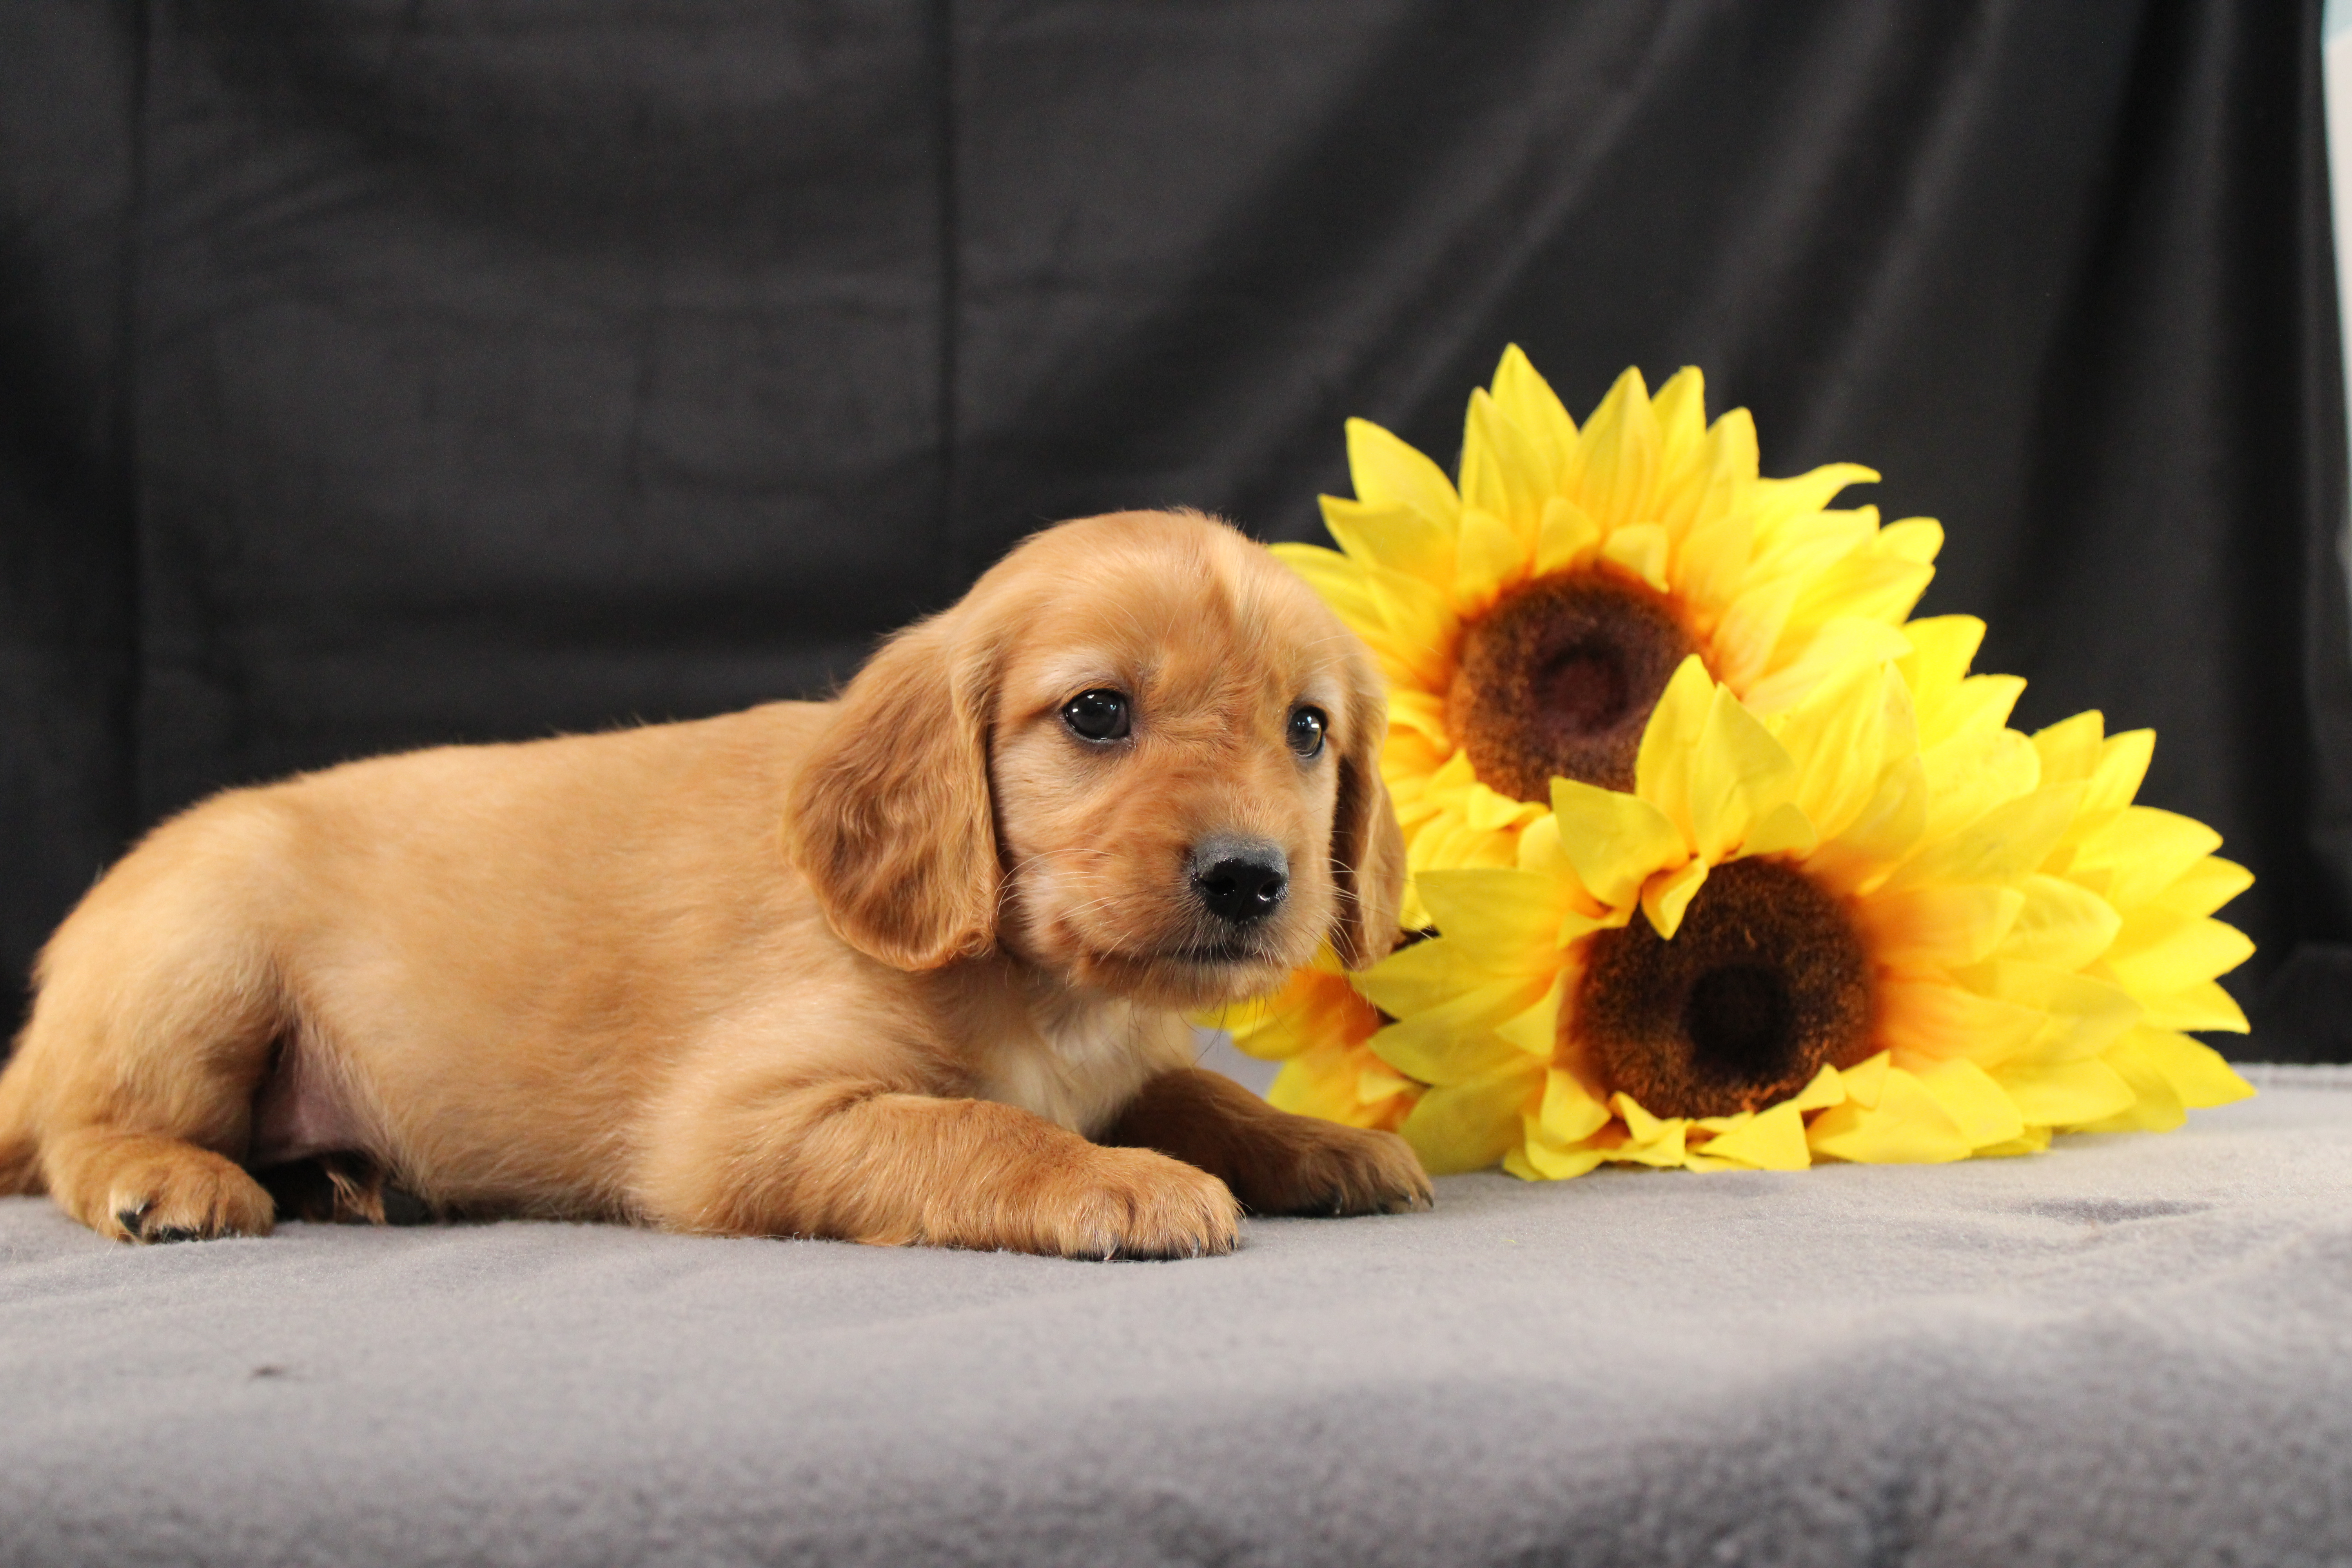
(784, 613, 1000, 970)
(1328, 665, 1407, 969)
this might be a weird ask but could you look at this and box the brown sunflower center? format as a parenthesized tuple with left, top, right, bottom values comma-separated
(1446, 570, 1697, 798)
(1566, 858, 1875, 1118)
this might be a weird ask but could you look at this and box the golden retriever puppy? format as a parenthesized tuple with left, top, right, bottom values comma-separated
(0, 510, 1429, 1257)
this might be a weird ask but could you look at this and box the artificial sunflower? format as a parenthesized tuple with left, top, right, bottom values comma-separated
(1221, 946, 1420, 1132)
(1274, 348, 1942, 911)
(1348, 628, 2253, 1178)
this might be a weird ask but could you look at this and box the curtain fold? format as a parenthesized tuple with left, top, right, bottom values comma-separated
(2, 0, 2343, 1055)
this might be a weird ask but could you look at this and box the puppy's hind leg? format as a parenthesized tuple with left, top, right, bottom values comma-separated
(3, 817, 286, 1243)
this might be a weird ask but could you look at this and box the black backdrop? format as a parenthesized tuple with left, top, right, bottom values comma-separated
(6, 1, 2349, 1058)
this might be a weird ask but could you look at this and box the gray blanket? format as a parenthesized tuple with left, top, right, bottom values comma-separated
(4, 1068, 2349, 1568)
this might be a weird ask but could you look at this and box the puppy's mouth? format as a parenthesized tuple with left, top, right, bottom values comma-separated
(1159, 936, 1274, 967)
(1069, 930, 1299, 1007)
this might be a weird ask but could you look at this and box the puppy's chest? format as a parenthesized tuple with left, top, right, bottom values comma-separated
(972, 999, 1192, 1138)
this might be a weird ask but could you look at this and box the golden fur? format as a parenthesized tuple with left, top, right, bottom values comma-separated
(0, 511, 1428, 1257)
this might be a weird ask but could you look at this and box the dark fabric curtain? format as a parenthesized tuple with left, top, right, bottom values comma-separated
(4, 1, 2345, 1057)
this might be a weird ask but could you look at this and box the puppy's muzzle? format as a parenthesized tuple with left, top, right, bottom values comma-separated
(1189, 837, 1288, 927)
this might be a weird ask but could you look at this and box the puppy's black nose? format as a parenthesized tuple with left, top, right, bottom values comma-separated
(1190, 838, 1289, 926)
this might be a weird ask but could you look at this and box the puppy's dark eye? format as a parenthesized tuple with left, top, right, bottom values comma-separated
(1062, 689, 1132, 742)
(1288, 706, 1327, 759)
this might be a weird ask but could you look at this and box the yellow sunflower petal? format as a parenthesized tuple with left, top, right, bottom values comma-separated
(1267, 1053, 1364, 1123)
(1490, 344, 1577, 486)
(1493, 976, 1569, 1058)
(1806, 1067, 1973, 1163)
(1346, 416, 1460, 527)
(1956, 959, 2141, 1066)
(1897, 615, 1987, 712)
(1358, 561, 1461, 691)
(1551, 779, 1688, 910)
(2068, 807, 2225, 912)
(2100, 910, 2256, 993)
(1902, 1055, 2027, 1149)
(1840, 1051, 1892, 1109)
(1785, 547, 1935, 636)
(1858, 884, 2026, 969)
(1875, 517, 1944, 565)
(1402, 1065, 1543, 1174)
(1750, 463, 1878, 534)
(1993, 1058, 2137, 1127)
(1743, 801, 1821, 862)
(1461, 387, 1551, 543)
(1806, 756, 1929, 895)
(1514, 1135, 1610, 1181)
(1877, 971, 2050, 1067)
(1689, 406, 1762, 534)
(1993, 874, 2123, 971)
(1789, 1062, 1849, 1112)
(1530, 495, 1603, 577)
(1269, 543, 1381, 629)
(1600, 521, 1672, 592)
(1685, 681, 1800, 861)
(2123, 1025, 2254, 1109)
(1771, 656, 1898, 838)
(1565, 366, 1660, 530)
(2134, 980, 2250, 1033)
(1690, 1098, 1812, 1171)
(1370, 1014, 1533, 1087)
(1319, 495, 1457, 585)
(1633, 654, 1717, 840)
(1414, 867, 1573, 975)
(1710, 576, 1807, 691)
(1740, 617, 1915, 716)
(1650, 366, 1710, 507)
(2074, 1031, 2186, 1134)
(2152, 857, 2254, 919)
(1672, 513, 1756, 615)
(1918, 673, 2027, 751)
(1886, 783, 2082, 894)
(2032, 710, 2106, 786)
(1604, 1094, 1691, 1166)
(1641, 856, 1712, 940)
(1387, 688, 1451, 747)
(1974, 1125, 2054, 1158)
(1454, 505, 1527, 615)
(1917, 725, 2042, 847)
(1539, 1066, 1613, 1143)
(2083, 729, 2156, 819)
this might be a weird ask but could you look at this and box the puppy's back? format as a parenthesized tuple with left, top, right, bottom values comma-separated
(0, 700, 837, 1207)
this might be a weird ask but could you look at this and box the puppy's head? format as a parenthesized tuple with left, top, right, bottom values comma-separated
(785, 509, 1404, 1008)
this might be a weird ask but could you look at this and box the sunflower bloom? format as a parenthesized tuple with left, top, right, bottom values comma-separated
(1274, 348, 1943, 913)
(1220, 947, 1421, 1132)
(1350, 632, 2253, 1179)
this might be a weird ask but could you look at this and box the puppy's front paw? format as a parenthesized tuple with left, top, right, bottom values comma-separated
(1049, 1147, 1240, 1260)
(1231, 1120, 1434, 1218)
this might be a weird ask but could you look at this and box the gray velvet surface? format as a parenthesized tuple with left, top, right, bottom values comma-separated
(4, 1072, 2350, 1568)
